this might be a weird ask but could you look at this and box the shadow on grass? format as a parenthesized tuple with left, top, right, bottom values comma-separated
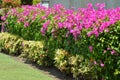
(24, 61, 75, 80)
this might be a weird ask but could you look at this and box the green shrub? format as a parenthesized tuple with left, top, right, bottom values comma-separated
(21, 40, 43, 62)
(54, 49, 71, 74)
(33, 0, 40, 5)
(21, 0, 33, 5)
(21, 40, 53, 66)
(0, 32, 23, 55)
(86, 21, 120, 80)
(54, 49, 93, 79)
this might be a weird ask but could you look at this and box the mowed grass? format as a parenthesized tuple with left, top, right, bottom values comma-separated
(0, 53, 54, 80)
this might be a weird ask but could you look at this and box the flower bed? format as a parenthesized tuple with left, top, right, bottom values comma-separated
(1, 3, 120, 80)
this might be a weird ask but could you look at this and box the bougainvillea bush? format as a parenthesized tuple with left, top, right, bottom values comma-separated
(1, 3, 120, 80)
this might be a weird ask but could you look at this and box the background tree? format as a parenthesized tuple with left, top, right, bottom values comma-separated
(21, 0, 33, 5)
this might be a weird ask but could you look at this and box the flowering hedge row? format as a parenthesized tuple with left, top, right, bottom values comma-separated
(1, 3, 120, 79)
(0, 32, 91, 80)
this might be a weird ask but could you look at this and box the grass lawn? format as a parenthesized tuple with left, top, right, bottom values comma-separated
(0, 53, 54, 80)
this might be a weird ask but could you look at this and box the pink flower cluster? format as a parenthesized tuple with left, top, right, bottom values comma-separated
(41, 20, 50, 35)
(2, 3, 120, 38)
(106, 47, 116, 55)
(94, 61, 105, 67)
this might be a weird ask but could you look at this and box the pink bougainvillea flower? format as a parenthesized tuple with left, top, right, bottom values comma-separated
(103, 50, 107, 53)
(89, 46, 93, 52)
(58, 22, 63, 29)
(100, 63, 105, 67)
(24, 22, 29, 27)
(93, 29, 99, 37)
(87, 3, 93, 10)
(87, 32, 92, 37)
(40, 28, 45, 36)
(107, 47, 111, 50)
(94, 61, 97, 65)
(96, 3, 105, 10)
(105, 29, 109, 32)
(1, 16, 6, 21)
(66, 32, 69, 37)
(43, 20, 50, 29)
(1, 23, 5, 32)
(111, 50, 116, 55)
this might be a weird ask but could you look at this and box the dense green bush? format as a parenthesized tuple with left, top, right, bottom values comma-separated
(33, 0, 40, 5)
(86, 21, 120, 79)
(21, 0, 33, 5)
(54, 49, 71, 74)
(21, 40, 52, 66)
(0, 32, 23, 55)
(55, 49, 94, 79)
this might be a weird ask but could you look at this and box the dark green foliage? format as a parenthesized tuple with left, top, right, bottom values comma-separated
(21, 0, 33, 5)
